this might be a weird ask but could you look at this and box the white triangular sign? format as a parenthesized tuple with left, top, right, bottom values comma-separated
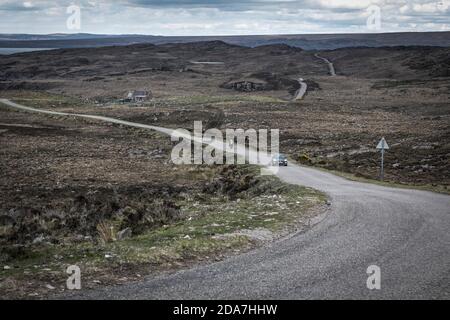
(376, 138, 389, 150)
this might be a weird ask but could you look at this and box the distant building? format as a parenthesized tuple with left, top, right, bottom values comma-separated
(126, 90, 152, 103)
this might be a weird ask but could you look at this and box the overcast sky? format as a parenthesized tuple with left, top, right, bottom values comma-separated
(0, 0, 449, 35)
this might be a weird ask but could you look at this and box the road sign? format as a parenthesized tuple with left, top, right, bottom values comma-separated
(376, 137, 389, 180)
(376, 137, 389, 150)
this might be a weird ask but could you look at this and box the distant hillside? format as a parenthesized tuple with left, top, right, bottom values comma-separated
(323, 46, 450, 79)
(1, 40, 448, 84)
(0, 32, 449, 51)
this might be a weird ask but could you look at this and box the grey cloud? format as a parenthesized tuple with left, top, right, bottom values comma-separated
(125, 0, 314, 12)
(0, 1, 43, 11)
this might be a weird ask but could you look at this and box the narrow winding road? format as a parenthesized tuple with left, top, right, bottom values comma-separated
(315, 53, 336, 76)
(1, 99, 449, 299)
(293, 78, 307, 100)
(72, 166, 449, 299)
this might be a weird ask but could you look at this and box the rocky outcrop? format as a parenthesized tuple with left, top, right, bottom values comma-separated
(222, 80, 268, 92)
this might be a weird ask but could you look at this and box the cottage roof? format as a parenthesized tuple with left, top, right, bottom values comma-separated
(133, 90, 147, 97)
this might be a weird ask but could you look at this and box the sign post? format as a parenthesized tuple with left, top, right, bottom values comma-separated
(376, 137, 389, 181)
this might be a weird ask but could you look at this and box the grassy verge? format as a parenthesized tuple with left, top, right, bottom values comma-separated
(0, 91, 88, 109)
(1, 92, 285, 112)
(0, 166, 325, 299)
(146, 94, 285, 106)
(311, 165, 449, 195)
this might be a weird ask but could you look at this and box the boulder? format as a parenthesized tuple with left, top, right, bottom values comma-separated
(117, 227, 132, 240)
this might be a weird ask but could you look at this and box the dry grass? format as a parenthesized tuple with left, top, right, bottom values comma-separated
(96, 221, 117, 244)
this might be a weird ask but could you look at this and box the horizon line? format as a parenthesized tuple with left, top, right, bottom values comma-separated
(1, 30, 450, 37)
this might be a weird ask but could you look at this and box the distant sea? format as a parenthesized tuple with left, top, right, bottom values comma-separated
(0, 48, 54, 55)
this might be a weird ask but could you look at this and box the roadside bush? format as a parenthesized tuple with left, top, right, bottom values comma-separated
(0, 184, 183, 246)
(297, 153, 312, 164)
(97, 220, 117, 244)
(203, 165, 287, 199)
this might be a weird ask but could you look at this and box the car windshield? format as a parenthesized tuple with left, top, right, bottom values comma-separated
(273, 154, 286, 160)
